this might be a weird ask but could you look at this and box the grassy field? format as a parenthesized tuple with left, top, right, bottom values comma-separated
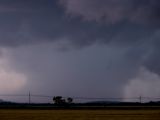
(0, 109, 160, 120)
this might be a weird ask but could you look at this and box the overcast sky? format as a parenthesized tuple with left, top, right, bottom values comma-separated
(0, 0, 160, 103)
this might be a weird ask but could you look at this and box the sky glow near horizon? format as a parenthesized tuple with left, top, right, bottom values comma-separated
(0, 49, 26, 94)
(0, 0, 160, 102)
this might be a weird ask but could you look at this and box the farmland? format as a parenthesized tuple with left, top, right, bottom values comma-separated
(0, 109, 160, 120)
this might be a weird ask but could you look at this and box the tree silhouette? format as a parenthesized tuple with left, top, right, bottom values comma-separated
(53, 96, 73, 105)
(67, 97, 73, 104)
(53, 96, 66, 105)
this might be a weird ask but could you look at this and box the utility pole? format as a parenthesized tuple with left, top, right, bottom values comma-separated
(29, 91, 31, 104)
(139, 96, 142, 103)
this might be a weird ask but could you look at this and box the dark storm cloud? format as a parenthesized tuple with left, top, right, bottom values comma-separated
(58, 0, 160, 81)
(0, 0, 160, 100)
(59, 0, 160, 25)
(0, 0, 160, 72)
(0, 0, 159, 48)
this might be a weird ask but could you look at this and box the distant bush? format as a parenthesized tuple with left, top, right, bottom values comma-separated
(53, 96, 73, 105)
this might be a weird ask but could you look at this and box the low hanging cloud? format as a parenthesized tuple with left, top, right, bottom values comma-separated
(124, 67, 160, 100)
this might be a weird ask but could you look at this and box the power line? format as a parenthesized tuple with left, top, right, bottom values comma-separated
(0, 94, 160, 102)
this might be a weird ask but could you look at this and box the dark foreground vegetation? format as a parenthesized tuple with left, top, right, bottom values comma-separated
(1, 101, 160, 110)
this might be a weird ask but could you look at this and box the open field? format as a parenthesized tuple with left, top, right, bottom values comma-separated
(0, 109, 160, 120)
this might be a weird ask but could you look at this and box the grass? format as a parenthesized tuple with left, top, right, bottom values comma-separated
(0, 109, 160, 120)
